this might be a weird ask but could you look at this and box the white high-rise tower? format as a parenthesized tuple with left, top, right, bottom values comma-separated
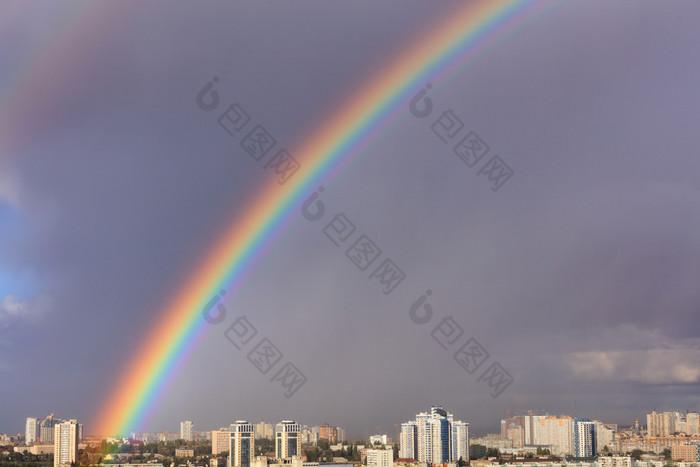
(53, 420, 79, 467)
(180, 421, 194, 441)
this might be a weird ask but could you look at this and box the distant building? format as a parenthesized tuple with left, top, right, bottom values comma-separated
(180, 421, 194, 441)
(535, 416, 574, 455)
(452, 421, 469, 462)
(506, 424, 524, 449)
(672, 445, 700, 462)
(250, 456, 310, 467)
(500, 412, 546, 446)
(574, 419, 596, 457)
(647, 412, 679, 437)
(54, 419, 79, 467)
(26, 418, 39, 444)
(597, 456, 632, 467)
(687, 414, 700, 435)
(275, 421, 300, 460)
(41, 415, 60, 445)
(594, 422, 616, 452)
(230, 421, 255, 467)
(175, 448, 195, 458)
(16, 444, 54, 455)
(399, 424, 417, 460)
(320, 424, 338, 444)
(255, 422, 273, 440)
(367, 448, 393, 467)
(370, 435, 388, 446)
(212, 429, 231, 455)
(301, 428, 317, 444)
(399, 405, 469, 464)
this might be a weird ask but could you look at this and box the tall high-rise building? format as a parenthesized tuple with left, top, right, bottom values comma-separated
(26, 418, 39, 444)
(319, 424, 338, 444)
(535, 416, 574, 455)
(367, 448, 393, 467)
(399, 423, 417, 459)
(499, 413, 547, 446)
(687, 413, 700, 435)
(229, 421, 255, 467)
(40, 414, 60, 444)
(399, 405, 469, 464)
(212, 429, 231, 455)
(275, 420, 300, 460)
(594, 421, 616, 451)
(574, 419, 596, 458)
(54, 420, 79, 467)
(255, 422, 273, 439)
(647, 411, 675, 437)
(301, 427, 317, 444)
(506, 424, 524, 449)
(180, 421, 194, 441)
(451, 421, 469, 462)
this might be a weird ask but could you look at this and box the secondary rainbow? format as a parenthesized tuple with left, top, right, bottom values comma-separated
(94, 0, 553, 436)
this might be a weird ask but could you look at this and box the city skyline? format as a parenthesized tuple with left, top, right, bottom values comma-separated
(15, 407, 700, 442)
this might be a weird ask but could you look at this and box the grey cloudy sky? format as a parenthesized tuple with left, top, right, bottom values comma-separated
(1, 1, 700, 438)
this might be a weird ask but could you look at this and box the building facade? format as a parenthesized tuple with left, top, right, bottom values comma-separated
(399, 423, 417, 459)
(275, 421, 300, 460)
(452, 421, 469, 462)
(180, 421, 194, 441)
(26, 418, 39, 444)
(598, 456, 632, 467)
(574, 419, 596, 458)
(367, 448, 393, 467)
(399, 405, 469, 464)
(212, 429, 231, 455)
(53, 420, 79, 467)
(229, 421, 255, 467)
(319, 424, 338, 444)
(672, 445, 700, 462)
(255, 422, 273, 440)
(536, 416, 574, 455)
(41, 415, 60, 444)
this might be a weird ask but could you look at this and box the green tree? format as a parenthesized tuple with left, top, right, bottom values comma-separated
(304, 448, 320, 462)
(630, 450, 644, 461)
(470, 444, 487, 460)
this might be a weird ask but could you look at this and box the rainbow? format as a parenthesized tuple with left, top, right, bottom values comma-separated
(93, 0, 555, 436)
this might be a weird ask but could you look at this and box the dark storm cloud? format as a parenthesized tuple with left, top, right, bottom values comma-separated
(1, 0, 700, 438)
